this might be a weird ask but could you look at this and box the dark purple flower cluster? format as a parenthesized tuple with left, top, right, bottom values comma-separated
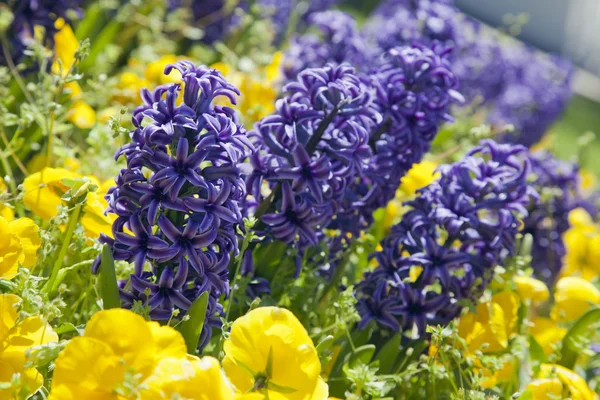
(489, 48, 573, 147)
(169, 0, 339, 45)
(283, 10, 372, 80)
(0, 0, 83, 66)
(95, 61, 252, 348)
(523, 151, 581, 284)
(355, 140, 536, 336)
(246, 63, 380, 255)
(364, 0, 459, 52)
(352, 45, 463, 229)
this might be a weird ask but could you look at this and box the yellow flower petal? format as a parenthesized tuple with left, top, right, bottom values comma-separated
(52, 19, 79, 77)
(23, 168, 79, 219)
(539, 364, 594, 400)
(399, 161, 439, 195)
(530, 317, 567, 356)
(0, 216, 23, 279)
(9, 218, 41, 268)
(0, 294, 20, 342)
(142, 356, 234, 400)
(67, 100, 96, 129)
(551, 277, 600, 322)
(525, 378, 564, 399)
(514, 275, 549, 303)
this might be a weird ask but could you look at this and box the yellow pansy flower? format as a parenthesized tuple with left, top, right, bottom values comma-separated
(562, 208, 600, 280)
(513, 275, 549, 303)
(0, 216, 41, 279)
(140, 356, 234, 400)
(81, 180, 116, 239)
(399, 161, 439, 196)
(49, 308, 188, 400)
(579, 169, 597, 194)
(457, 292, 519, 353)
(23, 168, 79, 220)
(551, 277, 600, 322)
(524, 378, 564, 399)
(0, 294, 59, 399)
(535, 364, 594, 400)
(223, 307, 328, 400)
(530, 317, 567, 356)
(0, 176, 14, 221)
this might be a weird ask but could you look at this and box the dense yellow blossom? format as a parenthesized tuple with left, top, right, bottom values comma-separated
(53, 19, 96, 129)
(399, 161, 439, 195)
(457, 292, 519, 353)
(50, 309, 185, 399)
(0, 294, 58, 398)
(530, 317, 567, 356)
(562, 208, 600, 281)
(22, 168, 113, 238)
(212, 52, 282, 125)
(513, 275, 549, 303)
(0, 216, 41, 279)
(551, 276, 600, 322)
(534, 364, 595, 400)
(81, 179, 117, 239)
(223, 306, 328, 400)
(0, 177, 14, 221)
(140, 356, 234, 400)
(23, 168, 79, 219)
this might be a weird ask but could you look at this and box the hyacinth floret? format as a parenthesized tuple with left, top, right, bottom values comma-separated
(355, 140, 536, 336)
(247, 63, 380, 254)
(95, 61, 252, 348)
(0, 0, 83, 66)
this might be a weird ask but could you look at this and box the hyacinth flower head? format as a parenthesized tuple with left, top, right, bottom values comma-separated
(355, 140, 537, 336)
(350, 44, 463, 229)
(0, 0, 83, 66)
(95, 61, 252, 348)
(246, 63, 380, 258)
(283, 10, 372, 80)
(523, 151, 581, 284)
(488, 47, 573, 147)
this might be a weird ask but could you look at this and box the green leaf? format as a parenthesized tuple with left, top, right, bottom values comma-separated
(99, 244, 121, 310)
(559, 307, 600, 369)
(528, 335, 547, 366)
(266, 346, 274, 377)
(55, 323, 85, 336)
(375, 334, 402, 374)
(346, 344, 376, 369)
(177, 291, 210, 354)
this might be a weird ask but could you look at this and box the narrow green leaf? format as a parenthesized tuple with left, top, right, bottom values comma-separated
(178, 291, 210, 354)
(99, 244, 120, 309)
(376, 334, 402, 374)
(559, 307, 600, 369)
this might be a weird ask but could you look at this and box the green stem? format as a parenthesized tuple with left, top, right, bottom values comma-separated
(0, 148, 23, 217)
(43, 203, 83, 293)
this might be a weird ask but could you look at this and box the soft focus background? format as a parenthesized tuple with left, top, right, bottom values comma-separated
(343, 0, 600, 173)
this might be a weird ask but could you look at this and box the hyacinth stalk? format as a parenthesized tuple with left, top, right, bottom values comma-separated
(95, 61, 252, 348)
(355, 140, 537, 336)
